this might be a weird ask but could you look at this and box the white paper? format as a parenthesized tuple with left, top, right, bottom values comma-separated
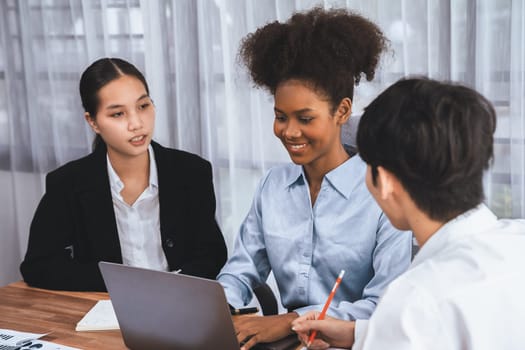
(0, 328, 47, 347)
(75, 300, 119, 331)
(16, 340, 81, 350)
(0, 329, 80, 350)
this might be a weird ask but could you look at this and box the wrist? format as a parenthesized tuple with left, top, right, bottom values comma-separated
(335, 320, 356, 349)
(285, 312, 299, 334)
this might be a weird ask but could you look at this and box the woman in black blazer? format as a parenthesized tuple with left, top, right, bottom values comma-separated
(20, 58, 227, 291)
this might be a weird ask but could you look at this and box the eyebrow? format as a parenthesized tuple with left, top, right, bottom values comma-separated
(105, 94, 150, 110)
(274, 107, 314, 115)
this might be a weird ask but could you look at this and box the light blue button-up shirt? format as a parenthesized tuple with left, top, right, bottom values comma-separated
(217, 155, 412, 320)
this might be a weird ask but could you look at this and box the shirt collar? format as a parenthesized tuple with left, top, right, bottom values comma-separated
(284, 155, 365, 199)
(107, 145, 158, 194)
(284, 165, 304, 188)
(325, 155, 365, 199)
(411, 204, 497, 267)
(148, 145, 158, 188)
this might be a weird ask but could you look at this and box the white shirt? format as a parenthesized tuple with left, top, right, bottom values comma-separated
(107, 146, 169, 271)
(353, 204, 525, 350)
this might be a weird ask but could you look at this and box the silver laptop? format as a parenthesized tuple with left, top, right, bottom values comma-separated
(98, 261, 239, 350)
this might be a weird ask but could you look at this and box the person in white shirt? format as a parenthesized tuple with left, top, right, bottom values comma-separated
(292, 77, 525, 350)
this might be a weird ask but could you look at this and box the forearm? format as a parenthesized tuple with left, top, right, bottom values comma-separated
(218, 274, 254, 307)
(21, 256, 106, 291)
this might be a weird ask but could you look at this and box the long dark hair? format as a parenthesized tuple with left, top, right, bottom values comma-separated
(79, 58, 150, 150)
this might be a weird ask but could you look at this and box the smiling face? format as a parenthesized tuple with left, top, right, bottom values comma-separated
(85, 75, 154, 162)
(273, 79, 350, 175)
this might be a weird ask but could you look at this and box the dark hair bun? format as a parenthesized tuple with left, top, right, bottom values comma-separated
(239, 7, 388, 105)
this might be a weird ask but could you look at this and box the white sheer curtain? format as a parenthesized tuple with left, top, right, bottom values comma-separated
(0, 0, 523, 287)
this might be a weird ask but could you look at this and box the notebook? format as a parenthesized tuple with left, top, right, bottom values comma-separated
(98, 262, 300, 350)
(75, 300, 119, 331)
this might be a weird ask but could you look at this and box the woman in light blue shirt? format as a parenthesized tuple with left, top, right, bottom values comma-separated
(217, 8, 412, 349)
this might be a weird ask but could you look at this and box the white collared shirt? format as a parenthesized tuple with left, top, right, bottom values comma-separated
(107, 145, 169, 271)
(353, 204, 525, 350)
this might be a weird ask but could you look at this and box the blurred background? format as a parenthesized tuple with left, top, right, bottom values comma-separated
(0, 0, 523, 287)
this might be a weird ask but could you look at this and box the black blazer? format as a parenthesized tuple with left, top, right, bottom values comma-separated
(20, 141, 227, 291)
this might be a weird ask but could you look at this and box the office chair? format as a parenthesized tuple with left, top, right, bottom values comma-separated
(253, 283, 278, 315)
(411, 235, 420, 260)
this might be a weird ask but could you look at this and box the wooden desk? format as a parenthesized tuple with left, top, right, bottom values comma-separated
(0, 281, 126, 349)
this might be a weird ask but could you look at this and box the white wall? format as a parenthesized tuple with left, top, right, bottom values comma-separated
(0, 170, 42, 287)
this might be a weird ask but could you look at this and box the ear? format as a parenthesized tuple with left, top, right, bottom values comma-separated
(334, 97, 352, 125)
(376, 166, 395, 201)
(84, 113, 100, 133)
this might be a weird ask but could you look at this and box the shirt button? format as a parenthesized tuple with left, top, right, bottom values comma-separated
(165, 238, 174, 248)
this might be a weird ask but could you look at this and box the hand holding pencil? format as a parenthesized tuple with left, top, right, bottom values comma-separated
(307, 270, 345, 346)
(291, 270, 354, 349)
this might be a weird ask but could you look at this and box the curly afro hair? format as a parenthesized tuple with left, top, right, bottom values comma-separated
(239, 7, 388, 111)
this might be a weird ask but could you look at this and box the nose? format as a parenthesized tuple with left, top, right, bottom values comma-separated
(128, 111, 143, 132)
(283, 119, 301, 139)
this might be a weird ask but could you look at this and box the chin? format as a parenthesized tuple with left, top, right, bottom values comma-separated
(289, 157, 305, 165)
(287, 151, 318, 166)
(290, 158, 315, 168)
(389, 218, 410, 231)
(125, 145, 149, 157)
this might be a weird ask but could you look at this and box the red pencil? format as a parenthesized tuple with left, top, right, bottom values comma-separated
(307, 270, 345, 347)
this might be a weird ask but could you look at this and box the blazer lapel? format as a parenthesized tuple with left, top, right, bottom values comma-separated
(74, 145, 122, 262)
(153, 142, 189, 259)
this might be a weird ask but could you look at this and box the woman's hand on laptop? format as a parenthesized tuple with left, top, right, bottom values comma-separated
(234, 312, 298, 350)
